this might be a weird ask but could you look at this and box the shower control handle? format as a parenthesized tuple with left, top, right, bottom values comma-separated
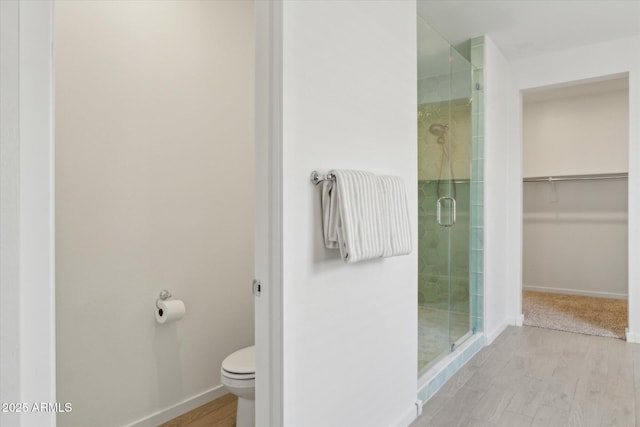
(436, 197, 456, 227)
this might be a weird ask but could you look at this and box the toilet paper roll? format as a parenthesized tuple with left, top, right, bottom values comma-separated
(155, 299, 186, 324)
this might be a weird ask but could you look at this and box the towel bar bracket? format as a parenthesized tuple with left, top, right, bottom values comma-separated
(310, 170, 335, 186)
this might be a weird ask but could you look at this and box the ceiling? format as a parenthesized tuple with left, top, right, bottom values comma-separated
(417, 0, 640, 61)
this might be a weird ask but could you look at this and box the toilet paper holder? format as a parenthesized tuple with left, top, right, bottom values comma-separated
(155, 290, 186, 324)
(156, 289, 172, 308)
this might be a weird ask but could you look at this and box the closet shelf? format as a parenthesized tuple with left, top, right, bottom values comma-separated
(523, 173, 628, 183)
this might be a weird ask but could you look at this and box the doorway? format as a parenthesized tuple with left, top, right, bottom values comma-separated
(521, 76, 629, 339)
(54, 2, 256, 426)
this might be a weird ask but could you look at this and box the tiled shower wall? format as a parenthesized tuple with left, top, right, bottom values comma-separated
(470, 36, 485, 333)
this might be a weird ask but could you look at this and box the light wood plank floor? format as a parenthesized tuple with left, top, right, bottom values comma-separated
(411, 326, 639, 427)
(159, 393, 237, 427)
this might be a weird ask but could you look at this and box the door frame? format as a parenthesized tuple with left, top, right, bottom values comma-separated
(514, 72, 638, 341)
(0, 2, 56, 426)
(254, 1, 284, 426)
(519, 77, 638, 334)
(2, 2, 286, 427)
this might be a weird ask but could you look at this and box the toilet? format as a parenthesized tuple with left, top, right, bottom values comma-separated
(221, 345, 255, 427)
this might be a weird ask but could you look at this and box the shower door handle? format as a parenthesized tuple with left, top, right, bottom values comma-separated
(436, 197, 456, 227)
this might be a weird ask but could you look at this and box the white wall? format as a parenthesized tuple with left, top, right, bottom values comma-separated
(55, 2, 255, 426)
(523, 180, 628, 298)
(522, 89, 629, 298)
(1, 2, 56, 426)
(483, 36, 514, 342)
(0, 5, 22, 425)
(523, 90, 629, 177)
(505, 35, 640, 341)
(19, 3, 56, 425)
(280, 1, 418, 426)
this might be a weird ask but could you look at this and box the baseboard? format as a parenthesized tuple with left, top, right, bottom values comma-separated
(394, 401, 419, 427)
(626, 329, 640, 343)
(484, 321, 509, 345)
(514, 314, 524, 327)
(523, 285, 627, 300)
(124, 385, 228, 427)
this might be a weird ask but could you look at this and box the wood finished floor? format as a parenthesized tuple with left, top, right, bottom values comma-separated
(159, 393, 237, 427)
(412, 326, 639, 427)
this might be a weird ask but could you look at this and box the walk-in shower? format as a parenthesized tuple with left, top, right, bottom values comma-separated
(417, 17, 483, 379)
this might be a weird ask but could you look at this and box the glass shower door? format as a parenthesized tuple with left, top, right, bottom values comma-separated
(417, 17, 472, 376)
(447, 46, 472, 351)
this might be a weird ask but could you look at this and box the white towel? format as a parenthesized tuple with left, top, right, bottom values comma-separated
(321, 179, 340, 250)
(322, 170, 383, 263)
(378, 175, 412, 258)
(321, 169, 411, 263)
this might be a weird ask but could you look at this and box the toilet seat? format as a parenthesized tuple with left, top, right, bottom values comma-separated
(221, 345, 255, 380)
(222, 369, 255, 380)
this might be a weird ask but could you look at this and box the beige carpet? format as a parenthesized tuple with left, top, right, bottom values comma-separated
(523, 291, 628, 340)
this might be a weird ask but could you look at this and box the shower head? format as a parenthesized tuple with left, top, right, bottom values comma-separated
(429, 124, 447, 137)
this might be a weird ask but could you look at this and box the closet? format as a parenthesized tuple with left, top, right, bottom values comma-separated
(522, 76, 629, 339)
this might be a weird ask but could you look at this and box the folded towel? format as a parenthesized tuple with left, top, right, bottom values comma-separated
(322, 170, 384, 263)
(321, 179, 340, 250)
(321, 169, 411, 263)
(378, 175, 412, 258)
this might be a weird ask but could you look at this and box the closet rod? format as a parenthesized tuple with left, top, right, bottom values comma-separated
(523, 173, 628, 183)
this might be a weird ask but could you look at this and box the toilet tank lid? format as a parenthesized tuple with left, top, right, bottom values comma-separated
(222, 345, 255, 374)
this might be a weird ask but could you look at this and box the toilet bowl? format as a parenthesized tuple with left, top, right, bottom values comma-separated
(221, 345, 255, 427)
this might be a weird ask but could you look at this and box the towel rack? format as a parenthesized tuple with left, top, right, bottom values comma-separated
(310, 170, 335, 185)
